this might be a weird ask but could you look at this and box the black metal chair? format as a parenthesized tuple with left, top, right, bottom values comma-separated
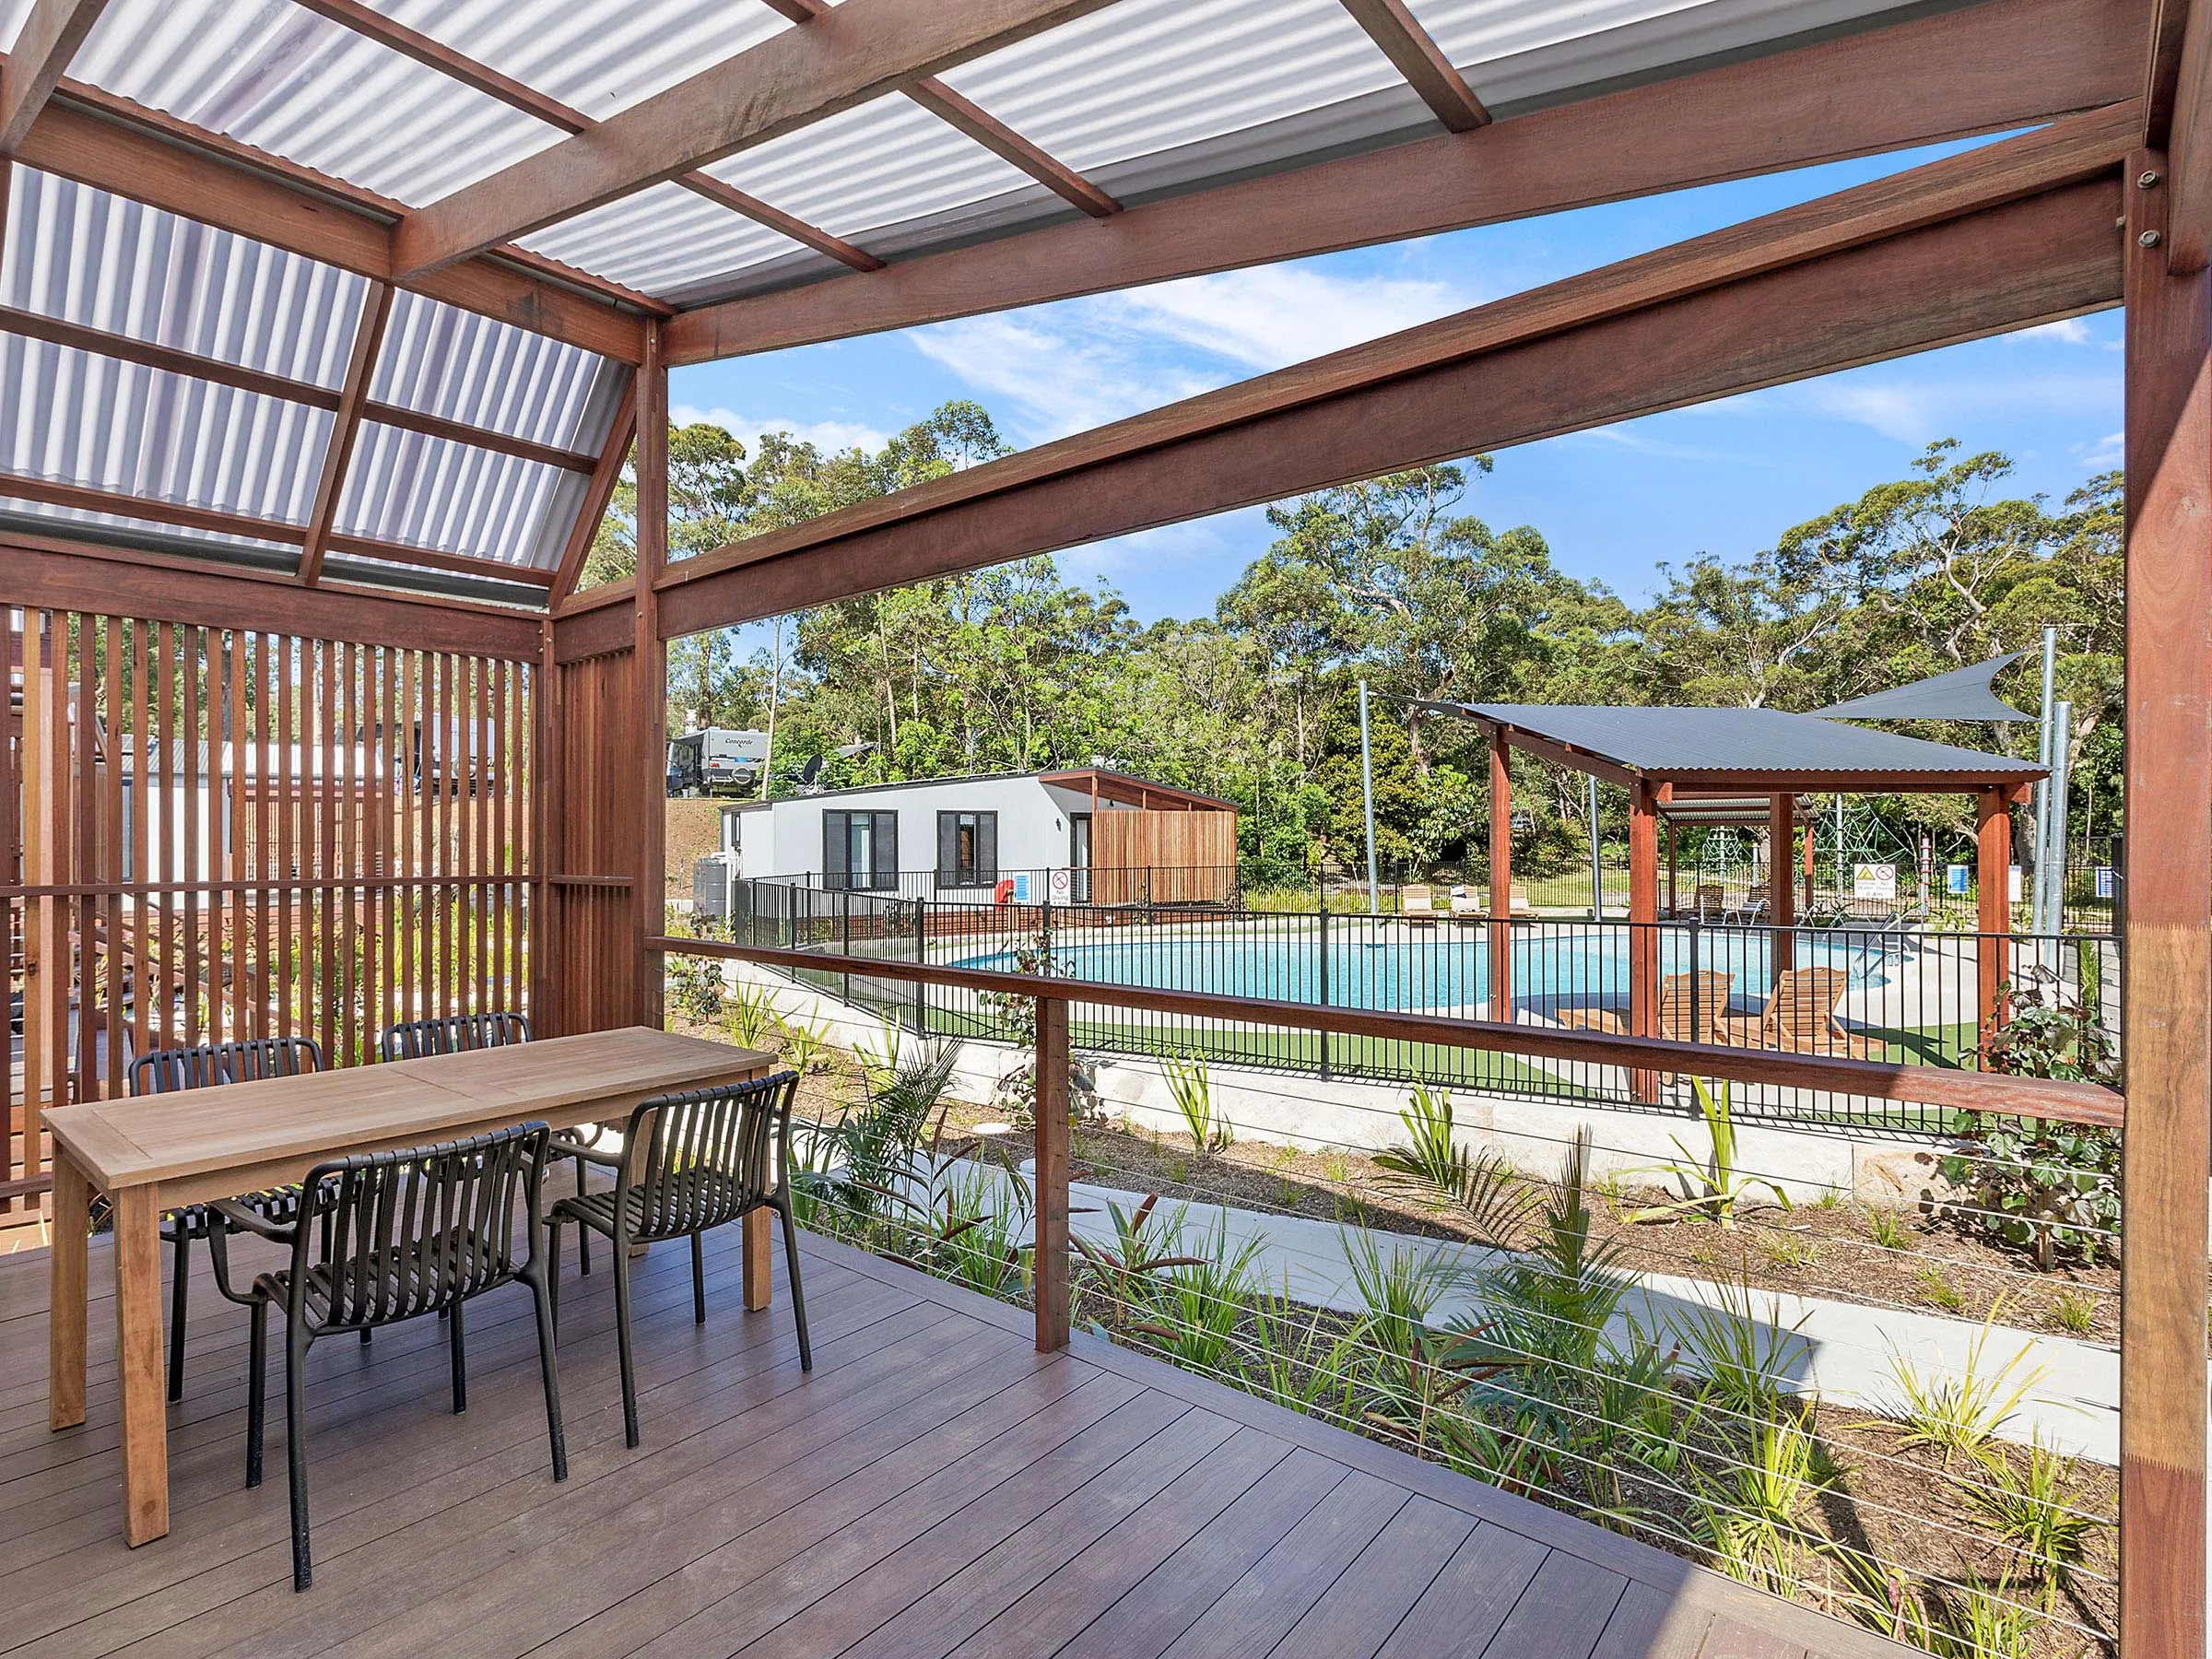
(128, 1037, 326, 1403)
(547, 1072, 810, 1449)
(207, 1123, 567, 1592)
(378, 1011, 602, 1274)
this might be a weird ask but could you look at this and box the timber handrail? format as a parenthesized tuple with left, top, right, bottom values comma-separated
(653, 935, 2124, 1129)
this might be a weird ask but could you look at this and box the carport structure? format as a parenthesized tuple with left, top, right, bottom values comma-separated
(0, 0, 2200, 1652)
(1420, 703, 2045, 1033)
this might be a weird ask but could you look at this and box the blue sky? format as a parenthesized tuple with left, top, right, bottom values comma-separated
(670, 135, 2122, 623)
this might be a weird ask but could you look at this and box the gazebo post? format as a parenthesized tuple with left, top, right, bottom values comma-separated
(1628, 780, 1660, 1100)
(1802, 824, 1816, 915)
(1768, 792, 1794, 975)
(1488, 733, 1512, 1022)
(1974, 785, 2011, 1038)
(1665, 820, 1678, 917)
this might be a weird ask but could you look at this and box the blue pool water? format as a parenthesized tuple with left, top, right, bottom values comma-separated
(954, 926, 1884, 1015)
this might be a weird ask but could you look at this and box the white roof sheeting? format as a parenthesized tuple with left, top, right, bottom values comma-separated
(372, 290, 621, 454)
(520, 182, 817, 300)
(337, 424, 578, 572)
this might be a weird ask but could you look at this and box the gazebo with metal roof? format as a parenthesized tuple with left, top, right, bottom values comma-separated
(1419, 702, 2045, 1040)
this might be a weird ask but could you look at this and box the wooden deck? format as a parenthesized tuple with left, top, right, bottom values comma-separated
(0, 1222, 1911, 1659)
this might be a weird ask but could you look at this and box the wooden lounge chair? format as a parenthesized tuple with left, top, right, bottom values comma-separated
(1448, 886, 1482, 921)
(1695, 882, 1725, 921)
(1558, 971, 1733, 1045)
(1510, 882, 1537, 918)
(1718, 966, 1885, 1058)
(1401, 887, 1439, 926)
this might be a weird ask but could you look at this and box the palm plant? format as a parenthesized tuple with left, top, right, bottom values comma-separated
(1162, 1051, 1231, 1157)
(1627, 1077, 1790, 1229)
(1372, 1083, 1538, 1246)
(724, 979, 777, 1050)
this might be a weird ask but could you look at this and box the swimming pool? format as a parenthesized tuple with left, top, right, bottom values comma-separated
(953, 924, 1887, 1015)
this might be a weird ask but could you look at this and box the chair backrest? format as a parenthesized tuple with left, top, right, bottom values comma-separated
(379, 1010, 532, 1062)
(1765, 968, 1849, 1047)
(1401, 888, 1434, 914)
(130, 1036, 324, 1096)
(295, 1123, 547, 1329)
(622, 1072, 800, 1244)
(1658, 972, 1734, 1046)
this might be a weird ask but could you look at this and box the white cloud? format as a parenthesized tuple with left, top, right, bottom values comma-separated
(1095, 265, 1472, 370)
(2077, 430, 2124, 468)
(1724, 371, 2120, 446)
(2018, 317, 2094, 346)
(670, 404, 891, 454)
(909, 313, 1217, 442)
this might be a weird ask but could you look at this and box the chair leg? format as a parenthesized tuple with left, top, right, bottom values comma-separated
(525, 1270, 569, 1482)
(246, 1299, 267, 1488)
(612, 1241, 640, 1449)
(168, 1229, 192, 1404)
(576, 1159, 592, 1277)
(779, 1202, 812, 1372)
(448, 1299, 466, 1414)
(547, 1218, 564, 1338)
(286, 1326, 313, 1593)
(690, 1231, 706, 1325)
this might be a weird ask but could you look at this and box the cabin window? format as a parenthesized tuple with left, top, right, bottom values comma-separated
(936, 811, 998, 888)
(823, 810, 898, 891)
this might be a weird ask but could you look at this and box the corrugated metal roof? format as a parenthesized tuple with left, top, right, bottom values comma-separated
(337, 425, 575, 571)
(1442, 704, 2046, 781)
(372, 291, 621, 453)
(1814, 654, 2033, 723)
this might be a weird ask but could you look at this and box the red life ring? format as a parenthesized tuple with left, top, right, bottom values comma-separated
(994, 877, 1016, 905)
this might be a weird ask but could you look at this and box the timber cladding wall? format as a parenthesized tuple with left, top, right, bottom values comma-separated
(537, 644, 640, 1039)
(1089, 808, 1239, 904)
(5, 607, 534, 1234)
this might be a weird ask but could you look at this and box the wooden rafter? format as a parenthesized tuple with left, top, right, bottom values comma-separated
(0, 304, 597, 469)
(550, 381, 640, 608)
(2162, 0, 2212, 267)
(759, 0, 1120, 218)
(4, 73, 650, 363)
(299, 283, 394, 585)
(641, 113, 2131, 636)
(391, 0, 1123, 278)
(0, 0, 112, 153)
(286, 0, 884, 274)
(1335, 0, 1488, 131)
(664, 0, 2145, 363)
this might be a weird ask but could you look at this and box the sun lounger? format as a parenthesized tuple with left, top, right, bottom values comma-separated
(1717, 966, 1885, 1058)
(1401, 887, 1438, 926)
(1557, 971, 1732, 1045)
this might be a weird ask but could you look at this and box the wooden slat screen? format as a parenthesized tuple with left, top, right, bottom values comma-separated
(537, 642, 639, 1038)
(4, 608, 534, 1235)
(1090, 809, 1239, 904)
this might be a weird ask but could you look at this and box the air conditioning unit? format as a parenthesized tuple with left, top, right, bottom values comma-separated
(693, 849, 742, 923)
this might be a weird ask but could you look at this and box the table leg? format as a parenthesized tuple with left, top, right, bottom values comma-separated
(48, 1148, 90, 1431)
(743, 1208, 773, 1312)
(110, 1185, 171, 1546)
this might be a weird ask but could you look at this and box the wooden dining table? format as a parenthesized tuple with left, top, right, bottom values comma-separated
(43, 1026, 774, 1547)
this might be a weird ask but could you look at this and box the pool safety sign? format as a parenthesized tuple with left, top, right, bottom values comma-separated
(1853, 863, 1898, 900)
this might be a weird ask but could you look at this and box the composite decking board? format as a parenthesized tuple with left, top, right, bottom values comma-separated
(1483, 1549, 1632, 1659)
(1051, 1449, 1354, 1659)
(620, 1373, 1154, 1659)
(104, 1304, 952, 1659)
(830, 1409, 1256, 1659)
(299, 1322, 1038, 1659)
(946, 1428, 1302, 1659)
(8, 1271, 912, 1657)
(725, 1392, 1209, 1659)
(1155, 1470, 1416, 1659)
(1371, 1520, 1554, 1659)
(0, 1233, 1912, 1659)
(1266, 1492, 1483, 1659)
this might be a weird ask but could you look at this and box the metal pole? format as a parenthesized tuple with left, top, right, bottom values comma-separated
(2047, 699, 2073, 936)
(1587, 773, 1603, 920)
(2031, 624, 2057, 933)
(1358, 679, 1380, 920)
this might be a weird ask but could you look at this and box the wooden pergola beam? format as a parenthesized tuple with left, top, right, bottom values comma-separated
(0, 0, 111, 153)
(0, 534, 544, 657)
(2162, 1, 2212, 266)
(645, 113, 2132, 638)
(549, 381, 639, 606)
(1336, 0, 1488, 131)
(391, 0, 1123, 279)
(300, 283, 393, 585)
(664, 0, 2145, 363)
(287, 0, 884, 274)
(7, 84, 650, 363)
(758, 0, 1121, 218)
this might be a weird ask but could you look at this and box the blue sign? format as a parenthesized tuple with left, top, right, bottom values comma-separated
(1946, 864, 1972, 896)
(2094, 865, 2115, 900)
(1011, 872, 1033, 902)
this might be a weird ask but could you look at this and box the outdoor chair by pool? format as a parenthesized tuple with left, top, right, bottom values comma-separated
(127, 1037, 325, 1403)
(1722, 883, 1771, 924)
(1719, 966, 1885, 1058)
(379, 1011, 604, 1275)
(1557, 971, 1733, 1046)
(1401, 887, 1438, 925)
(547, 1072, 810, 1448)
(208, 1123, 566, 1591)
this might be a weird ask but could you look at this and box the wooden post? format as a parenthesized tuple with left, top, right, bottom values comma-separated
(2119, 149, 2210, 1659)
(20, 614, 66, 1134)
(1801, 823, 1816, 915)
(1665, 819, 1677, 918)
(1768, 793, 1794, 975)
(1974, 786, 2011, 1040)
(1488, 734, 1512, 1022)
(633, 324, 668, 1028)
(1627, 780, 1660, 1101)
(531, 618, 559, 1034)
(1032, 993, 1071, 1352)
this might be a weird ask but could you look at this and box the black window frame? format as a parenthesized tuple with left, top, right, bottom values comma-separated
(823, 809, 899, 891)
(935, 809, 999, 889)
